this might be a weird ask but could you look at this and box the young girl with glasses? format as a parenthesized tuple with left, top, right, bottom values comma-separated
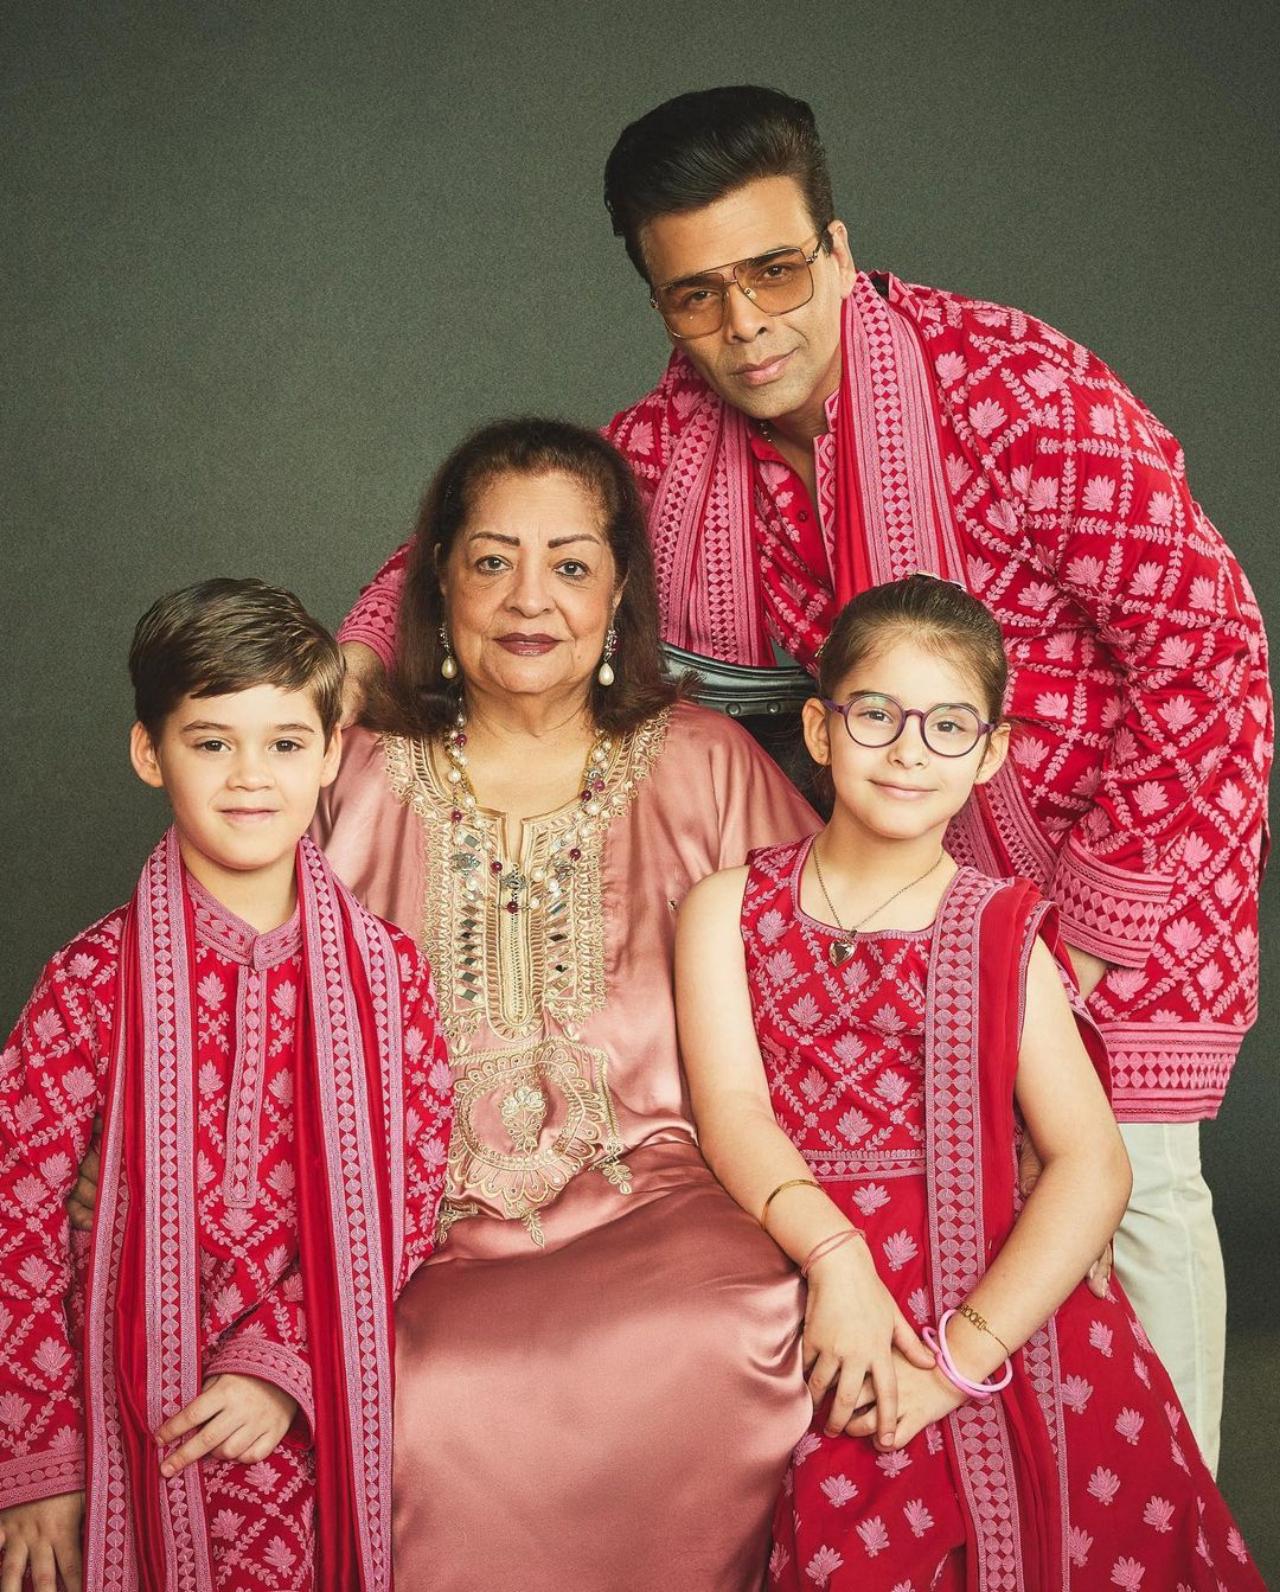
(675, 574, 1261, 1589)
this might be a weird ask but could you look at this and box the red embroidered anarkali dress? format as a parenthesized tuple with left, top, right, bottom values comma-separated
(740, 837, 1263, 1591)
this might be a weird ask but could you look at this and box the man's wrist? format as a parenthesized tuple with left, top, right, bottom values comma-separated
(1064, 942, 1112, 1000)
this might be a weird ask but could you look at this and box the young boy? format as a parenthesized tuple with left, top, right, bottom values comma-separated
(0, 578, 453, 1591)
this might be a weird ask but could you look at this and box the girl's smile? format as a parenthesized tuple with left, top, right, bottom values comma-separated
(804, 637, 1009, 856)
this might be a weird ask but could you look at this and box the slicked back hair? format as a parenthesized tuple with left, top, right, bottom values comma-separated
(604, 85, 835, 281)
(130, 577, 344, 740)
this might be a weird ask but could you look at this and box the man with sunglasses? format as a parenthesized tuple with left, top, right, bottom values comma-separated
(338, 85, 1269, 1473)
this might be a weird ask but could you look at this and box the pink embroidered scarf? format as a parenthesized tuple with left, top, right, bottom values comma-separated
(648, 272, 966, 669)
(83, 829, 405, 1591)
(926, 873, 1109, 1589)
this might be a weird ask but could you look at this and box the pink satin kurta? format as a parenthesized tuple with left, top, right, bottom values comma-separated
(316, 701, 816, 1591)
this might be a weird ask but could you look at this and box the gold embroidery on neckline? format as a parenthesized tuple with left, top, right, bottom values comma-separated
(384, 710, 671, 1049)
(382, 713, 670, 1244)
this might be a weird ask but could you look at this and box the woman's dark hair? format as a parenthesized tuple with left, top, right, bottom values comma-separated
(130, 577, 344, 740)
(368, 417, 680, 740)
(604, 85, 835, 281)
(818, 574, 1009, 719)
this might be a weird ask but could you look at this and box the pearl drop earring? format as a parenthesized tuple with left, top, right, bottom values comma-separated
(597, 626, 617, 687)
(440, 622, 458, 681)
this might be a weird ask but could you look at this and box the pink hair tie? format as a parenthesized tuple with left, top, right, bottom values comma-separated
(922, 1309, 1013, 1400)
(800, 1228, 862, 1279)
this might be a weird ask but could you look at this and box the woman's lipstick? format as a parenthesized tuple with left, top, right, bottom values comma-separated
(496, 633, 560, 656)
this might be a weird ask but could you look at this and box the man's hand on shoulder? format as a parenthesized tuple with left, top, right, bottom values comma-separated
(0, 1489, 84, 1592)
(340, 641, 384, 728)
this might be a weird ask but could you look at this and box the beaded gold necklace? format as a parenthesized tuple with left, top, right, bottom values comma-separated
(442, 712, 619, 915)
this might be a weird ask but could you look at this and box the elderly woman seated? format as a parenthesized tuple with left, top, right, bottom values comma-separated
(319, 417, 817, 1590)
(67, 418, 822, 1589)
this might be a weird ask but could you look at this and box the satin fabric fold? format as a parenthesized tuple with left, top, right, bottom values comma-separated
(317, 705, 819, 1590)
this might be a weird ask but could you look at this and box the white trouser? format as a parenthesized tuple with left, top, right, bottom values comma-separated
(1113, 1121, 1226, 1475)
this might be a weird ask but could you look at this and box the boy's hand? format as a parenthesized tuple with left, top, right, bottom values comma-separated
(0, 1489, 84, 1592)
(156, 1374, 297, 1478)
(67, 1121, 102, 1232)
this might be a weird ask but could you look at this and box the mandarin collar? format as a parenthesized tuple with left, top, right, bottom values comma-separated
(186, 869, 301, 970)
(747, 385, 841, 464)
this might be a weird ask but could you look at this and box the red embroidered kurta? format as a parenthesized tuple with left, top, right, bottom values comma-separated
(0, 864, 452, 1588)
(339, 273, 1270, 1121)
(741, 837, 1263, 1590)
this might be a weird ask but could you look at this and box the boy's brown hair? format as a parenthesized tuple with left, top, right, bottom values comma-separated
(130, 577, 345, 740)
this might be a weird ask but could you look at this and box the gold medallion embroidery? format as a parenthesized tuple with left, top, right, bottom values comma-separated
(435, 1037, 632, 1246)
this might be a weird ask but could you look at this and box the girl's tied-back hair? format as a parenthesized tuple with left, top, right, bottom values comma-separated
(817, 573, 1009, 721)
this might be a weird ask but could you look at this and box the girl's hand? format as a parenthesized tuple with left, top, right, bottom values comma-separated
(803, 1239, 935, 1446)
(0, 1489, 84, 1592)
(843, 1354, 967, 1449)
(156, 1373, 297, 1477)
(885, 1359, 967, 1449)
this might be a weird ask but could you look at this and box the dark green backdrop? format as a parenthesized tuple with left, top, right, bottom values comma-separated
(4, 0, 1277, 1566)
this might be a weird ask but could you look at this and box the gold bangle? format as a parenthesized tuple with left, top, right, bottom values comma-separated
(760, 1177, 822, 1227)
(958, 1301, 1012, 1358)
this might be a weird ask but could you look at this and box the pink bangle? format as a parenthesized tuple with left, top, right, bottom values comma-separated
(922, 1309, 1013, 1400)
(800, 1228, 861, 1279)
